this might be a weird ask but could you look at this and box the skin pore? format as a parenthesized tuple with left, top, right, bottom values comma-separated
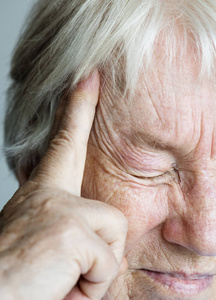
(81, 47, 216, 299)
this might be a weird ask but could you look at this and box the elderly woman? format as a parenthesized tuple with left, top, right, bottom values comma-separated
(1, 0, 216, 299)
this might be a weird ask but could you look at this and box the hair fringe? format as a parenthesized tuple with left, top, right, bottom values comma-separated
(4, 0, 216, 174)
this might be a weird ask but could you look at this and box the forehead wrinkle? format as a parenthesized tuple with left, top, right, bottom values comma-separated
(113, 93, 183, 154)
(127, 72, 206, 155)
(98, 48, 216, 159)
(133, 74, 186, 147)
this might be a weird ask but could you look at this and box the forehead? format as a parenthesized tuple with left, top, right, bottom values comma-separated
(108, 49, 216, 154)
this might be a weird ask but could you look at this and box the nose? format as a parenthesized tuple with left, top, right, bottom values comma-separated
(162, 173, 216, 256)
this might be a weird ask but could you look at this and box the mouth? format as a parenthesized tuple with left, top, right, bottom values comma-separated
(140, 269, 214, 296)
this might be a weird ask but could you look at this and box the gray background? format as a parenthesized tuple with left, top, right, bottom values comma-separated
(0, 0, 35, 210)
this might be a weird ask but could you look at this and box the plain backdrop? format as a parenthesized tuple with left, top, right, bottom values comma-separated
(0, 0, 35, 210)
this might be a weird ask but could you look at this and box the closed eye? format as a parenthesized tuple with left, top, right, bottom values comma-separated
(132, 167, 180, 184)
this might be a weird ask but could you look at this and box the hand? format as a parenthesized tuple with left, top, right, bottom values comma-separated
(0, 71, 128, 300)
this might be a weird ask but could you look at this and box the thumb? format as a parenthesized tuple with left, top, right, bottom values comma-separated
(33, 71, 100, 196)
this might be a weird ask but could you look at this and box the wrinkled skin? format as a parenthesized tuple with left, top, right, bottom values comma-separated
(1, 44, 216, 300)
(82, 49, 216, 299)
(0, 73, 128, 300)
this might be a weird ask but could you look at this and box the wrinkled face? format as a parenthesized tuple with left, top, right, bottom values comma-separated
(82, 48, 216, 299)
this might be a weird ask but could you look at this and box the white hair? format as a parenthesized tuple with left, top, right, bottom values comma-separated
(4, 0, 216, 176)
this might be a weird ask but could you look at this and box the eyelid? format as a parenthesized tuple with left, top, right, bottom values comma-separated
(133, 170, 171, 180)
(132, 166, 179, 184)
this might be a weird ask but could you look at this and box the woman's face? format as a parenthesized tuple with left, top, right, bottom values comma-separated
(82, 49, 216, 299)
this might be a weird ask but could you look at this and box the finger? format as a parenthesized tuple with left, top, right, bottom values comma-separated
(64, 227, 121, 300)
(78, 256, 128, 300)
(118, 257, 128, 276)
(28, 98, 66, 182)
(69, 208, 127, 300)
(87, 201, 128, 265)
(49, 97, 66, 141)
(76, 257, 127, 300)
(63, 286, 89, 300)
(33, 71, 100, 195)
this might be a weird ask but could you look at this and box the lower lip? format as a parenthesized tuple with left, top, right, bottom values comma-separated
(141, 270, 213, 296)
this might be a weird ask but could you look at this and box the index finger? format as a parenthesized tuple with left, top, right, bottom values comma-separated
(33, 71, 100, 196)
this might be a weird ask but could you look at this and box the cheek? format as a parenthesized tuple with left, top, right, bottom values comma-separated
(105, 184, 169, 252)
(82, 155, 169, 252)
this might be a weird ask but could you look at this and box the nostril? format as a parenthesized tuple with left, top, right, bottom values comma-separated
(162, 217, 216, 257)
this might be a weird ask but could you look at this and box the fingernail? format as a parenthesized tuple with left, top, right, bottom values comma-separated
(77, 71, 99, 90)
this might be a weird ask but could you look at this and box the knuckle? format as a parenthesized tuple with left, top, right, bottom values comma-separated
(44, 218, 77, 249)
(50, 129, 75, 150)
(53, 217, 89, 247)
(92, 201, 128, 235)
(29, 192, 60, 214)
(74, 91, 89, 103)
(106, 257, 119, 280)
(100, 246, 119, 279)
(74, 91, 97, 108)
(104, 204, 128, 232)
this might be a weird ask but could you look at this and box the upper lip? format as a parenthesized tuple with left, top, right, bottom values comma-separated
(141, 269, 215, 280)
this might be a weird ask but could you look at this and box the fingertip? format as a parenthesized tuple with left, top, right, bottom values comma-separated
(77, 70, 100, 94)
